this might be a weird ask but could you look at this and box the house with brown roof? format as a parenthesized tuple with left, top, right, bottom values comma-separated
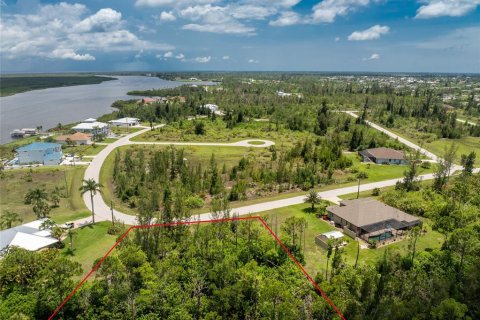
(359, 147, 406, 165)
(327, 198, 421, 243)
(55, 132, 93, 145)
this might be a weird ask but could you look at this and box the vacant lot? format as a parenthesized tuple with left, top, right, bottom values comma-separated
(0, 166, 89, 225)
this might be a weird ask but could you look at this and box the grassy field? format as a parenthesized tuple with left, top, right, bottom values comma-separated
(0, 75, 115, 96)
(61, 222, 119, 277)
(0, 166, 90, 225)
(62, 143, 107, 157)
(260, 203, 443, 276)
(131, 119, 313, 148)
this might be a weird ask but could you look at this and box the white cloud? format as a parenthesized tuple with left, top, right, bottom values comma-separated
(363, 53, 380, 60)
(312, 0, 376, 23)
(348, 25, 390, 41)
(135, 0, 218, 7)
(222, 55, 230, 60)
(0, 3, 173, 61)
(335, 36, 340, 42)
(269, 11, 301, 26)
(248, 59, 259, 63)
(194, 56, 211, 63)
(159, 11, 176, 21)
(50, 48, 95, 61)
(76, 8, 122, 32)
(164, 51, 173, 58)
(135, 49, 144, 59)
(176, 53, 185, 59)
(415, 0, 480, 19)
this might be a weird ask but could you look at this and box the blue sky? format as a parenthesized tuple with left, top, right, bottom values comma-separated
(1, 0, 479, 73)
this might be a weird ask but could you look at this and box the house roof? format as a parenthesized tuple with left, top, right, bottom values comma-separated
(108, 117, 140, 124)
(322, 231, 344, 239)
(16, 142, 61, 152)
(327, 198, 419, 229)
(56, 132, 92, 141)
(72, 122, 108, 130)
(0, 218, 59, 253)
(361, 147, 405, 160)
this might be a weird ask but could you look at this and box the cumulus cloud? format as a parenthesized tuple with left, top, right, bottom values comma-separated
(248, 59, 259, 63)
(222, 55, 230, 60)
(0, 2, 173, 62)
(312, 0, 377, 23)
(50, 48, 95, 61)
(194, 56, 211, 63)
(176, 53, 185, 59)
(159, 11, 176, 21)
(76, 8, 122, 32)
(363, 53, 380, 60)
(415, 0, 480, 19)
(164, 51, 173, 58)
(269, 11, 301, 26)
(348, 25, 390, 41)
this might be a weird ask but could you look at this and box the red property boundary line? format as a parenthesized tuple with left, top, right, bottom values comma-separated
(49, 216, 346, 320)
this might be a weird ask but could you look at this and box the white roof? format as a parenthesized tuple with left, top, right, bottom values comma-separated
(322, 231, 344, 239)
(9, 232, 58, 251)
(108, 117, 140, 124)
(72, 122, 108, 130)
(84, 118, 97, 123)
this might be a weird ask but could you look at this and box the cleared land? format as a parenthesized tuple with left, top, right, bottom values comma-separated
(0, 166, 90, 224)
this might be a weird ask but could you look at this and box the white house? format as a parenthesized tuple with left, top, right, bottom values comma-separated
(72, 121, 109, 136)
(0, 219, 59, 254)
(108, 117, 140, 127)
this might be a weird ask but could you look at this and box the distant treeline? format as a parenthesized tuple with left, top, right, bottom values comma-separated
(0, 75, 116, 96)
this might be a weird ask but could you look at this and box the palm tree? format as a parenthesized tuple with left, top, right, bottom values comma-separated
(67, 229, 76, 252)
(0, 211, 22, 229)
(79, 179, 103, 223)
(304, 189, 321, 212)
(24, 188, 48, 205)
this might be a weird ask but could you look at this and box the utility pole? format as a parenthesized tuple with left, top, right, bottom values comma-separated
(357, 178, 361, 199)
(110, 200, 115, 226)
(63, 170, 69, 197)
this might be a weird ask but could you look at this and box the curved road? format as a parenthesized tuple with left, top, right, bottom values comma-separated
(78, 126, 275, 226)
(76, 116, 477, 227)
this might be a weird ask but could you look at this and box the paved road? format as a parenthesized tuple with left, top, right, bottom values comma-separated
(75, 117, 477, 227)
(79, 126, 275, 225)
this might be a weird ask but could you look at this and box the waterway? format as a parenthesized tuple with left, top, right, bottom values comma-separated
(0, 76, 210, 143)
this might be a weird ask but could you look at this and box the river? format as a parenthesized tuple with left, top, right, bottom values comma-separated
(0, 76, 211, 144)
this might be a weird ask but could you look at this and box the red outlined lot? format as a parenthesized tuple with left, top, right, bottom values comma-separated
(49, 216, 346, 320)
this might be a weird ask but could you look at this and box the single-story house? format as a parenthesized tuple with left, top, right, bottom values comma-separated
(0, 218, 59, 254)
(72, 121, 109, 136)
(16, 142, 63, 165)
(55, 132, 93, 145)
(140, 97, 167, 104)
(108, 117, 140, 127)
(327, 198, 421, 243)
(359, 147, 406, 165)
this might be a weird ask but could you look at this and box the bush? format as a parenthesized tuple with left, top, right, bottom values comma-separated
(372, 188, 381, 196)
(185, 196, 204, 209)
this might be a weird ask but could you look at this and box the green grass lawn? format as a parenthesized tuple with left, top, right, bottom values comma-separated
(62, 143, 107, 157)
(260, 203, 444, 276)
(0, 166, 90, 225)
(61, 222, 119, 277)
